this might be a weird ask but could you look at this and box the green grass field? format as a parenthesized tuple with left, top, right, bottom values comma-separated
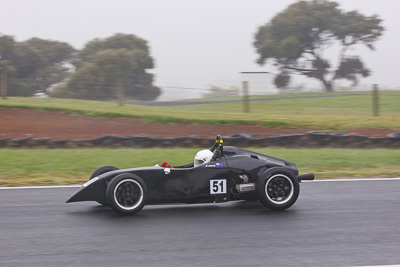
(0, 148, 399, 186)
(1, 91, 399, 130)
(0, 93, 399, 185)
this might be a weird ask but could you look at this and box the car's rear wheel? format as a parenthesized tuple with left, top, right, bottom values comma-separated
(256, 168, 299, 211)
(106, 174, 147, 215)
(89, 166, 119, 205)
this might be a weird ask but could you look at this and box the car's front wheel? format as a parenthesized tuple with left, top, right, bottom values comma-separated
(256, 168, 299, 211)
(90, 166, 119, 180)
(106, 174, 147, 215)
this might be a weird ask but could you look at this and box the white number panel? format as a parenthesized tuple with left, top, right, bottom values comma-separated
(210, 179, 227, 194)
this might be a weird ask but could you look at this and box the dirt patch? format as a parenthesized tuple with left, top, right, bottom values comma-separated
(0, 108, 395, 139)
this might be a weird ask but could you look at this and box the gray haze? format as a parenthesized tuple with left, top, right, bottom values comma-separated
(1, 0, 398, 99)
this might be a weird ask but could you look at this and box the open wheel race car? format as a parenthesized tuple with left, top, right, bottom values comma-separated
(66, 135, 315, 215)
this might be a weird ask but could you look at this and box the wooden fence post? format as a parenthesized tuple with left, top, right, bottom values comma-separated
(117, 75, 124, 106)
(372, 84, 379, 117)
(242, 81, 249, 113)
(0, 68, 7, 100)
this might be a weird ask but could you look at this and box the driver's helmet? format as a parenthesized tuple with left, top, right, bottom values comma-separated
(194, 149, 213, 166)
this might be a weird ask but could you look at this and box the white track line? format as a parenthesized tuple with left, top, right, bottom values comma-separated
(0, 178, 399, 190)
(0, 185, 81, 190)
(310, 177, 400, 182)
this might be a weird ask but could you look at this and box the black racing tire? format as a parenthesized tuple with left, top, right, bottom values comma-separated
(256, 168, 300, 211)
(106, 174, 147, 215)
(90, 166, 119, 180)
(89, 166, 119, 205)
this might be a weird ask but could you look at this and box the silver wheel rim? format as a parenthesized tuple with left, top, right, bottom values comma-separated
(265, 174, 294, 205)
(114, 179, 144, 210)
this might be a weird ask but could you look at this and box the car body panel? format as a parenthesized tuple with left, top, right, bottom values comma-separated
(66, 146, 309, 206)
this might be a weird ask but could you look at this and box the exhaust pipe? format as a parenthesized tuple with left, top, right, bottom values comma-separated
(297, 173, 315, 182)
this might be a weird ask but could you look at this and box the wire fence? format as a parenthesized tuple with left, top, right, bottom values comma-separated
(2, 74, 400, 105)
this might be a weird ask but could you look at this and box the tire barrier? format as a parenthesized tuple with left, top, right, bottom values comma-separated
(0, 132, 399, 149)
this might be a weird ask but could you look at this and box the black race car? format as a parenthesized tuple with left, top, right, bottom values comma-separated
(66, 135, 314, 215)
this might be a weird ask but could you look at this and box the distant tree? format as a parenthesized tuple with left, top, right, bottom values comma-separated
(0, 35, 17, 64)
(23, 38, 76, 94)
(0, 35, 75, 96)
(274, 70, 290, 89)
(254, 0, 384, 92)
(57, 33, 160, 101)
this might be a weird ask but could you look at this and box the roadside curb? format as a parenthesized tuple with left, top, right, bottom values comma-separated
(1, 132, 399, 149)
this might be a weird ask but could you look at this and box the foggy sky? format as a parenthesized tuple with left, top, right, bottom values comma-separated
(1, 0, 398, 99)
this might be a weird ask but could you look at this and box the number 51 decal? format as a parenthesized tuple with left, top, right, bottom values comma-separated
(210, 179, 227, 194)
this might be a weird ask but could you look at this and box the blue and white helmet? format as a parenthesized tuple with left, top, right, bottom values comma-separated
(194, 150, 213, 166)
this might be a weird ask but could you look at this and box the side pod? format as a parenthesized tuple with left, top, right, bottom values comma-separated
(297, 173, 315, 182)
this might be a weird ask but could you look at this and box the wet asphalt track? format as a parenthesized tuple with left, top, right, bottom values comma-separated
(0, 179, 399, 267)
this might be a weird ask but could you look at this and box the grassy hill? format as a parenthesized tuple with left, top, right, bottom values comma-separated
(0, 91, 399, 130)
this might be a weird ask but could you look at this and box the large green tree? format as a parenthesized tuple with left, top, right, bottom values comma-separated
(254, 0, 384, 91)
(0, 35, 75, 96)
(57, 33, 160, 101)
